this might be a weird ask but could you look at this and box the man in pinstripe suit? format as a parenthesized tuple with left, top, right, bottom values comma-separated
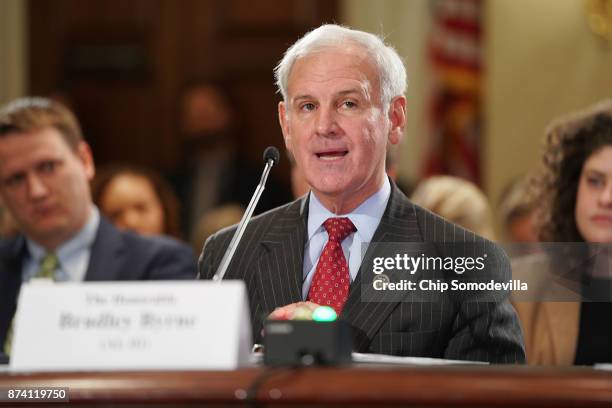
(199, 24, 525, 363)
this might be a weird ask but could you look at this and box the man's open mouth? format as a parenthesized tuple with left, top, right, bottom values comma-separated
(316, 150, 349, 160)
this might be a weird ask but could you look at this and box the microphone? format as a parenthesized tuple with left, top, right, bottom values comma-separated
(212, 146, 280, 281)
(263, 146, 280, 166)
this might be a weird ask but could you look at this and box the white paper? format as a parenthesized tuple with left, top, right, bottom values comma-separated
(352, 352, 488, 365)
(595, 364, 612, 371)
(249, 350, 488, 366)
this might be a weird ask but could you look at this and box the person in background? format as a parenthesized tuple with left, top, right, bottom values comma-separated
(498, 176, 538, 242)
(0, 97, 197, 357)
(174, 81, 292, 237)
(92, 164, 182, 239)
(515, 99, 612, 365)
(177, 81, 237, 230)
(411, 175, 496, 240)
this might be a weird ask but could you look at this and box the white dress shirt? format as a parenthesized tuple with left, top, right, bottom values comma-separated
(302, 178, 391, 299)
(23, 207, 100, 282)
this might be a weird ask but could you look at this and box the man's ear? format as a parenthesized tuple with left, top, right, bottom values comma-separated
(387, 96, 406, 145)
(278, 101, 292, 151)
(76, 141, 95, 181)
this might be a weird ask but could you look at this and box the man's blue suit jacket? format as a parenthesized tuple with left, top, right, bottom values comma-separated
(0, 216, 197, 349)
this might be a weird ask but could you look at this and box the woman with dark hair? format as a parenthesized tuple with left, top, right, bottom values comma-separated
(92, 164, 182, 239)
(517, 99, 612, 365)
(536, 101, 612, 244)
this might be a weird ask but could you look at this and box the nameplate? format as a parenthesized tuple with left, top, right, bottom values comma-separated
(10, 281, 251, 371)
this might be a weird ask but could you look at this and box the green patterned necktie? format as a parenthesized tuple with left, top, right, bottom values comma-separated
(37, 252, 60, 280)
(4, 253, 60, 355)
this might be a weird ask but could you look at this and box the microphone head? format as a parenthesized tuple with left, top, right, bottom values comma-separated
(263, 146, 280, 165)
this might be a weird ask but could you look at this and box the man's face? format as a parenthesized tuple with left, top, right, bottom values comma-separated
(0, 127, 95, 250)
(278, 46, 405, 214)
(575, 146, 612, 243)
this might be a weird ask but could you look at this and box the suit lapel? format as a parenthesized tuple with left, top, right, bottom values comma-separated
(0, 237, 26, 343)
(342, 183, 423, 351)
(84, 218, 125, 281)
(256, 197, 308, 312)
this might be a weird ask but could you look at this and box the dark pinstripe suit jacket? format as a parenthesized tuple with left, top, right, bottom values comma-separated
(198, 183, 525, 363)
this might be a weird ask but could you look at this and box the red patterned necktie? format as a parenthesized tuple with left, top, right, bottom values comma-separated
(307, 217, 356, 315)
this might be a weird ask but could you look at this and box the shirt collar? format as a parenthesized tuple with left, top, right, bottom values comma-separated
(26, 206, 100, 264)
(307, 177, 391, 243)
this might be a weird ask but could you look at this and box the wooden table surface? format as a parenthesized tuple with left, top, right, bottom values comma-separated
(2, 364, 612, 407)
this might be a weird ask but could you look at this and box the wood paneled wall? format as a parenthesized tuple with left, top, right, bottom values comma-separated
(28, 0, 337, 184)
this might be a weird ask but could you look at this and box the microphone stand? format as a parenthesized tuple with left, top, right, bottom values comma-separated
(212, 148, 278, 281)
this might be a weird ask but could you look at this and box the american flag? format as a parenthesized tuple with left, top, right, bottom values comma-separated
(423, 0, 483, 184)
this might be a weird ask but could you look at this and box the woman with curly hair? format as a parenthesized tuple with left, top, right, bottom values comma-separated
(92, 164, 182, 240)
(516, 99, 612, 365)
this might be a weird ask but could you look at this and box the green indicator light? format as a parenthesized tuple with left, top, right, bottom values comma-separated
(312, 306, 337, 322)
